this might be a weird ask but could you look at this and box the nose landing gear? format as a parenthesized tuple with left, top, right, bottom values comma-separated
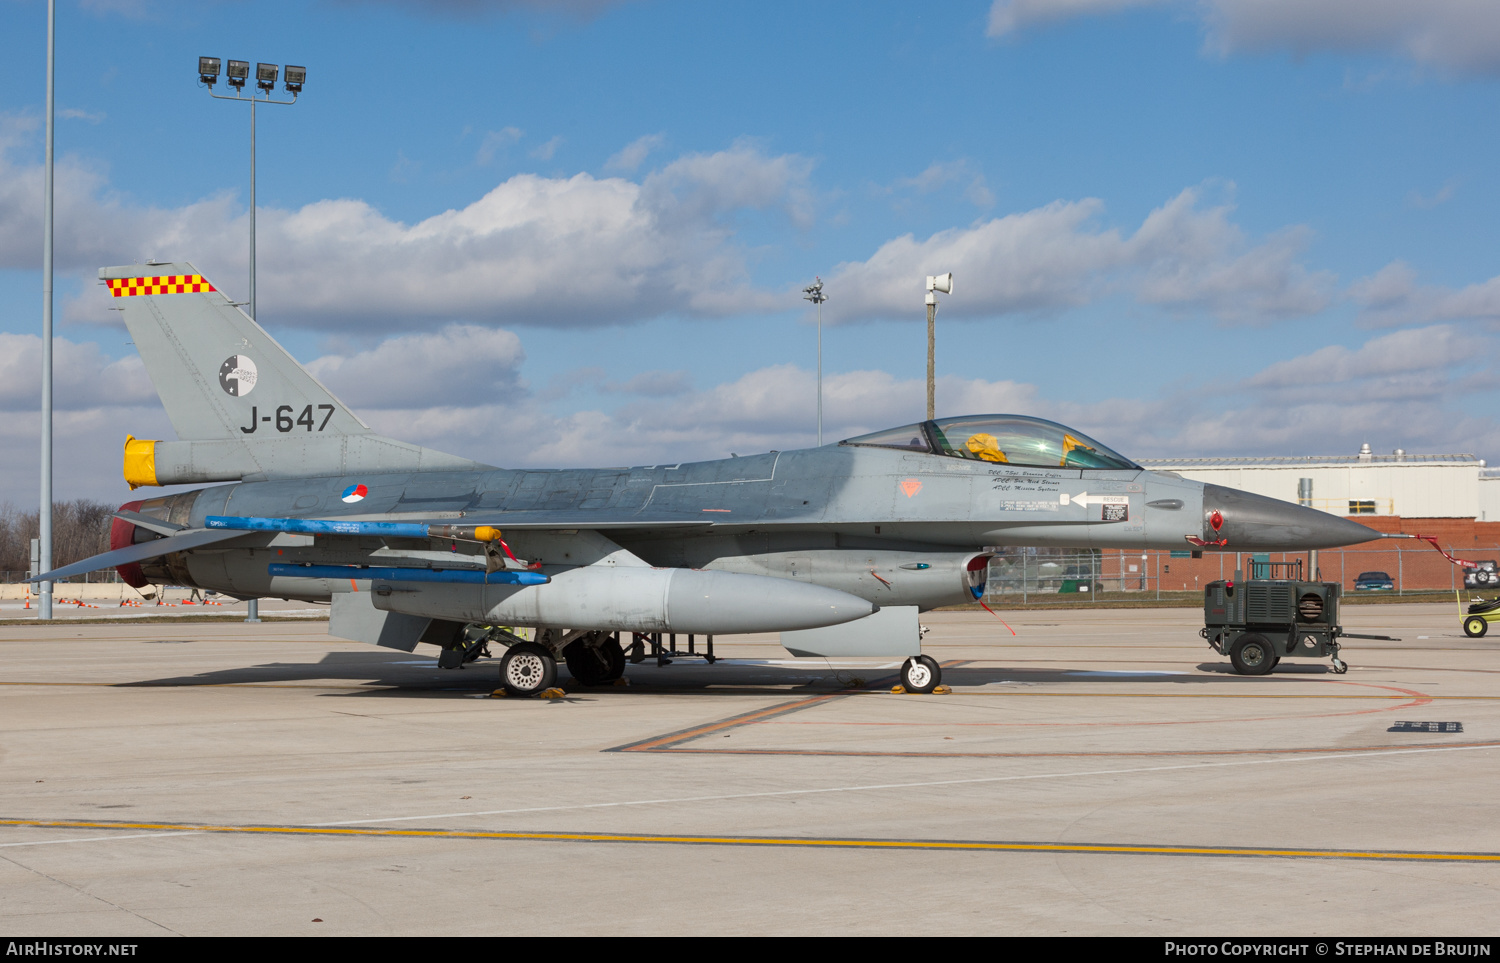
(899, 654, 942, 693)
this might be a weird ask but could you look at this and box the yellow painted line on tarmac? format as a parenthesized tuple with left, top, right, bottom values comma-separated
(0, 681, 1458, 697)
(1, 817, 1496, 863)
(1, 683, 1487, 699)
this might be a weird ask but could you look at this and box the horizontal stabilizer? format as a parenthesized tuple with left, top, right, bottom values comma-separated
(28, 529, 246, 583)
(111, 510, 185, 536)
(268, 564, 548, 586)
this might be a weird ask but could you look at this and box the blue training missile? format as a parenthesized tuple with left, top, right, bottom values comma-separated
(267, 563, 547, 586)
(208, 515, 499, 540)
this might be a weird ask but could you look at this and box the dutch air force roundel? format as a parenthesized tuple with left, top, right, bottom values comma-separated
(341, 484, 368, 504)
(218, 355, 259, 397)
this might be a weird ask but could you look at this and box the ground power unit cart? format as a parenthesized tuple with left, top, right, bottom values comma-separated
(1200, 563, 1395, 675)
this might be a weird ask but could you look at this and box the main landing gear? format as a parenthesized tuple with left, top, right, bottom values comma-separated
(481, 628, 627, 695)
(499, 642, 556, 696)
(563, 631, 626, 687)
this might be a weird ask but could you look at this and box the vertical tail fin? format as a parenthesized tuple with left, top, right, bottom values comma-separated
(103, 262, 486, 485)
(102, 262, 368, 441)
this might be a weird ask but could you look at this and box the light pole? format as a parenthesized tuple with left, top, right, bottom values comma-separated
(198, 58, 303, 324)
(802, 277, 827, 445)
(198, 57, 304, 623)
(925, 272, 952, 420)
(38, 0, 55, 620)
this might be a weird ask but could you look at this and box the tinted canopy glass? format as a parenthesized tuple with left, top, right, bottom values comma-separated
(843, 415, 1136, 468)
(928, 415, 1137, 469)
(840, 422, 932, 452)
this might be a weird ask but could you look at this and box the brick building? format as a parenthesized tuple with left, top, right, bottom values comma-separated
(1124, 447, 1500, 593)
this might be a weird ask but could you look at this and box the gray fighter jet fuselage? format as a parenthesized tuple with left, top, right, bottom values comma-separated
(118, 429, 1373, 613)
(35, 263, 1381, 695)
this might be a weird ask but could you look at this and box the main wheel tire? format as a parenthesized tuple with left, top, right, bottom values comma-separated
(500, 642, 557, 696)
(1229, 634, 1276, 676)
(901, 655, 941, 693)
(564, 635, 627, 685)
(600, 636, 627, 681)
(1464, 616, 1489, 638)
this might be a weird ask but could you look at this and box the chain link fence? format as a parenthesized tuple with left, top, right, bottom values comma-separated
(985, 544, 1497, 602)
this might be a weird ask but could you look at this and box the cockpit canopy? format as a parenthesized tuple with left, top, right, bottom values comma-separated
(841, 415, 1138, 470)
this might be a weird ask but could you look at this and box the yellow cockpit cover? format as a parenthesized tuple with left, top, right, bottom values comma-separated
(966, 433, 1009, 463)
(1061, 432, 1096, 466)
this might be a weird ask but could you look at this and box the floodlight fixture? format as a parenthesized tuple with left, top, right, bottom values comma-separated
(283, 64, 306, 93)
(226, 59, 249, 89)
(198, 56, 221, 87)
(256, 63, 278, 92)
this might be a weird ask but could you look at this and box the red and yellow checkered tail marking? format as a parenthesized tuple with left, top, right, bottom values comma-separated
(105, 275, 216, 297)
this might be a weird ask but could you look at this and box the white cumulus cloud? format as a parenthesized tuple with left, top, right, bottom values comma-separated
(821, 186, 1332, 325)
(0, 129, 806, 333)
(306, 324, 525, 409)
(1350, 261, 1500, 327)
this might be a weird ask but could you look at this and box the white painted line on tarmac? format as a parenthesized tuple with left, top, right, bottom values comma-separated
(8, 743, 1495, 849)
(1066, 670, 1187, 677)
(0, 831, 202, 848)
(312, 741, 1500, 828)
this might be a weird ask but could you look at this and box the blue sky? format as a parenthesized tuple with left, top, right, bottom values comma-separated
(2, 0, 1500, 504)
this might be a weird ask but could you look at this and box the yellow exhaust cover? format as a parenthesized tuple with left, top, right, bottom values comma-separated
(122, 435, 160, 489)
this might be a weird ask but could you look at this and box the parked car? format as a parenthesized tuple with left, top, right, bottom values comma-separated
(1059, 564, 1102, 594)
(1353, 571, 1395, 591)
(1463, 560, 1499, 590)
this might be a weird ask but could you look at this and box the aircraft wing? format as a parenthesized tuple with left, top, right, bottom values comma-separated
(28, 528, 249, 584)
(39, 512, 719, 586)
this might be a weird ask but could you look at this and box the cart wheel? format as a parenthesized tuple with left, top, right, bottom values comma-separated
(1230, 634, 1276, 676)
(1464, 616, 1489, 638)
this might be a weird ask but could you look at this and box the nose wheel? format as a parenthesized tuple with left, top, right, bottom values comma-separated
(900, 655, 941, 694)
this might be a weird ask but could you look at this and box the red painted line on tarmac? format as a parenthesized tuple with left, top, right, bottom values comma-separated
(610, 674, 1453, 757)
(606, 661, 968, 752)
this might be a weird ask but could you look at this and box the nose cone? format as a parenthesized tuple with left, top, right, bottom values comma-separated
(1202, 484, 1381, 551)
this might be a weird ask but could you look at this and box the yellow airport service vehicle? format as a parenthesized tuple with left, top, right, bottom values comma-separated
(1460, 593, 1500, 638)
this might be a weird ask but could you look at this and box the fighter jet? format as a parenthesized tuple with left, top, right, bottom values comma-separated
(32, 263, 1381, 694)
